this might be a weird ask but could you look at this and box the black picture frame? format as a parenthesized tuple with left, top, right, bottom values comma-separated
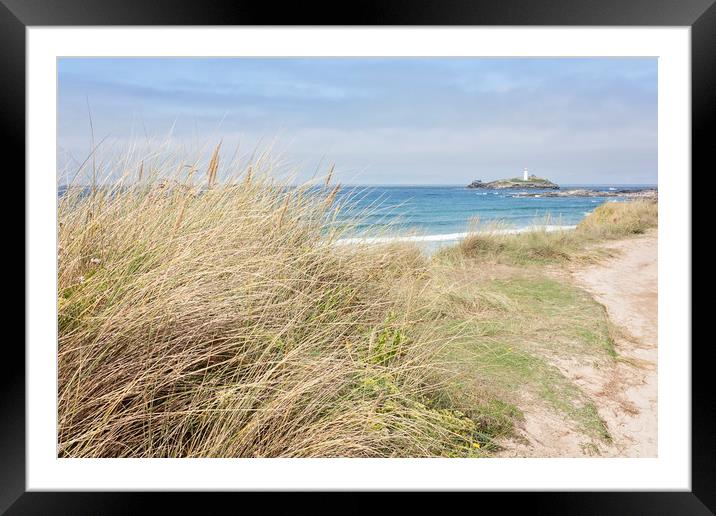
(6, 0, 709, 513)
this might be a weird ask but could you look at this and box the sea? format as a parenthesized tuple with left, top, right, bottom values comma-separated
(58, 182, 656, 251)
(331, 184, 656, 249)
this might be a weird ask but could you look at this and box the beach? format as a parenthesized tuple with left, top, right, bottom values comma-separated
(333, 224, 577, 246)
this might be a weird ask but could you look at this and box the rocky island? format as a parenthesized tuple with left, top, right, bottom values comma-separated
(467, 176, 559, 189)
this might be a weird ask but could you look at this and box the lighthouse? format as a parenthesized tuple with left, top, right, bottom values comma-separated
(523, 168, 529, 181)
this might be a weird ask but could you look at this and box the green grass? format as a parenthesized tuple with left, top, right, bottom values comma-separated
(420, 275, 615, 445)
(490, 278, 617, 357)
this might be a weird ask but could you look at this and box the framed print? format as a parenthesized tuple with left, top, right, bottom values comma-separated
(8, 0, 711, 512)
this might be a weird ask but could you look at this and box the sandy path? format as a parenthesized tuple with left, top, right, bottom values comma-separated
(572, 230, 657, 457)
(498, 230, 658, 457)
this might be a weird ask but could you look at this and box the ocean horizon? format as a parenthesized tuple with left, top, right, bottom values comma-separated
(331, 184, 657, 245)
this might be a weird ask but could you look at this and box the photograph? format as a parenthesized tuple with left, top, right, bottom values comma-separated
(8, 5, 708, 508)
(56, 56, 659, 459)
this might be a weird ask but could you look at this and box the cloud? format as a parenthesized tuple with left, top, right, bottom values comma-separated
(58, 57, 657, 185)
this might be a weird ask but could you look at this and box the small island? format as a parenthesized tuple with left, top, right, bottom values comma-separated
(467, 170, 559, 189)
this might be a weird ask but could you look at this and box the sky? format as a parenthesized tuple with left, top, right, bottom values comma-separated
(57, 58, 657, 185)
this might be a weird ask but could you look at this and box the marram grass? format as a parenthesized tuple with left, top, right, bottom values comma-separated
(58, 155, 487, 458)
(435, 200, 657, 265)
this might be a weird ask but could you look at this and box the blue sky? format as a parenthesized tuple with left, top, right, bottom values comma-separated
(58, 58, 657, 185)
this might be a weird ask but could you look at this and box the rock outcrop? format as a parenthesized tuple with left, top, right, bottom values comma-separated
(512, 188, 657, 199)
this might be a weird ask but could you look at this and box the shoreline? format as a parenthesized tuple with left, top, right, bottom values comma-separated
(333, 224, 577, 246)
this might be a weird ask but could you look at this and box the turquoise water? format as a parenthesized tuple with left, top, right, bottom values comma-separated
(58, 182, 655, 247)
(334, 184, 656, 241)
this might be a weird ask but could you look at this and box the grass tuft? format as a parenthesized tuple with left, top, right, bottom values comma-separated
(435, 200, 657, 266)
(58, 155, 503, 457)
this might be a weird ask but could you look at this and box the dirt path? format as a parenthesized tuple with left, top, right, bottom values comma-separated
(498, 230, 658, 457)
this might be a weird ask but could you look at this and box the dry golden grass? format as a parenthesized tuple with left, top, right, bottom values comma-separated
(435, 200, 657, 265)
(58, 154, 489, 458)
(576, 199, 658, 238)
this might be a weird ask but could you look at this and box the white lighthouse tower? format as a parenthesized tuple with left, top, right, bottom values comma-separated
(523, 168, 529, 181)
